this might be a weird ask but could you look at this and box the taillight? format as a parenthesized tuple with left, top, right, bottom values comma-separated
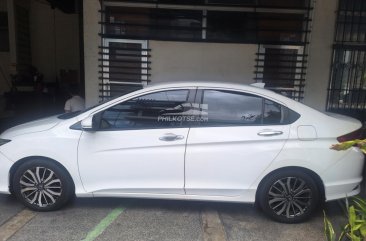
(337, 128, 363, 142)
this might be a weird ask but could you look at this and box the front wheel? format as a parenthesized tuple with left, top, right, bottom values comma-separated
(12, 159, 74, 211)
(257, 170, 320, 223)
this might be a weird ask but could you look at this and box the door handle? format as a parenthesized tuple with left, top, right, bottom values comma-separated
(257, 130, 283, 137)
(159, 133, 185, 141)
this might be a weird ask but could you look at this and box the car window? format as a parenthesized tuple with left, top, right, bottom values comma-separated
(201, 90, 262, 125)
(98, 89, 190, 130)
(263, 99, 282, 124)
(198, 89, 299, 126)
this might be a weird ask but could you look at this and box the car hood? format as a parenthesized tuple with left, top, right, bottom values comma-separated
(0, 115, 61, 139)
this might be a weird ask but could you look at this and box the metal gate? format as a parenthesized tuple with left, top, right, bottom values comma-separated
(327, 0, 366, 121)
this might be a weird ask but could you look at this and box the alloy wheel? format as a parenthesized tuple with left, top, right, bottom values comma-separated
(19, 166, 63, 207)
(267, 177, 312, 218)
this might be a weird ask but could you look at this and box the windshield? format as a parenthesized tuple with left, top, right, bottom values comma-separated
(57, 97, 117, 120)
(57, 111, 82, 119)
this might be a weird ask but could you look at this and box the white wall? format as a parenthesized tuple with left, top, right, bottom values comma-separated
(304, 0, 337, 111)
(150, 41, 256, 84)
(30, 0, 79, 82)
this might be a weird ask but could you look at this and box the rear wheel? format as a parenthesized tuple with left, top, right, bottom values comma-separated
(258, 170, 320, 223)
(12, 159, 74, 211)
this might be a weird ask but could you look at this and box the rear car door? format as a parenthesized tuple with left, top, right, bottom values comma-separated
(185, 88, 292, 196)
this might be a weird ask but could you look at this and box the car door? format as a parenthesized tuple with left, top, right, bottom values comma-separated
(78, 88, 194, 195)
(185, 88, 291, 196)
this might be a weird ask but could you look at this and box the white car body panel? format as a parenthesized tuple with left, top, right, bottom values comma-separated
(0, 81, 363, 206)
(185, 124, 289, 196)
(0, 121, 86, 195)
(78, 128, 188, 194)
(1, 115, 61, 138)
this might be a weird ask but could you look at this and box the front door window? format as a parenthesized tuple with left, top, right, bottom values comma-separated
(99, 89, 190, 129)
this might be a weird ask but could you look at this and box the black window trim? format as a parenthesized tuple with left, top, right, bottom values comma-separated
(91, 88, 197, 131)
(193, 88, 297, 127)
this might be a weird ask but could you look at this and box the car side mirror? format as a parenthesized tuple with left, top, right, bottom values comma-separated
(81, 116, 94, 131)
(81, 113, 102, 131)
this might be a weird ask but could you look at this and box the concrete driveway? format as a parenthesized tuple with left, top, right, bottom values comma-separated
(0, 194, 346, 241)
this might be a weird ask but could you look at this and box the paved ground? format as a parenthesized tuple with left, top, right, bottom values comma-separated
(0, 194, 346, 241)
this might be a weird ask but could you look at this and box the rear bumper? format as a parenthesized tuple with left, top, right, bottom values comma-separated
(322, 147, 364, 201)
(325, 178, 361, 201)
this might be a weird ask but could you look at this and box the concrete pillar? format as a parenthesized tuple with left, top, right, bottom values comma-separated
(83, 0, 100, 107)
(304, 0, 338, 111)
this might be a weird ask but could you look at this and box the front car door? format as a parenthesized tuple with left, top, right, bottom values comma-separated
(78, 88, 195, 195)
(185, 88, 295, 197)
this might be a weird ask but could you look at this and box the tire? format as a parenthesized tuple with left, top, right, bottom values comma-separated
(12, 159, 74, 211)
(257, 169, 320, 223)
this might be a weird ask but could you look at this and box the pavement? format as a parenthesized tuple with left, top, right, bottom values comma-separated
(0, 194, 346, 241)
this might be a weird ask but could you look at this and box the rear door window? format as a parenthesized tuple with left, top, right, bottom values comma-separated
(196, 89, 299, 126)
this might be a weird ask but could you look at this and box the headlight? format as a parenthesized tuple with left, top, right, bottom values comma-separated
(0, 139, 11, 146)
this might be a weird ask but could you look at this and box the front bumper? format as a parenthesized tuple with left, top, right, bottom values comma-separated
(0, 152, 13, 194)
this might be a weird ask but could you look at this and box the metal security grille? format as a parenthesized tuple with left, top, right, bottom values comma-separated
(254, 2, 312, 102)
(327, 0, 366, 121)
(100, 0, 312, 44)
(100, 0, 312, 100)
(255, 46, 307, 101)
(99, 1, 153, 100)
(99, 39, 150, 100)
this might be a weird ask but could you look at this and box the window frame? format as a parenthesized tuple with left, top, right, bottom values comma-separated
(93, 88, 197, 131)
(100, 38, 149, 100)
(194, 88, 297, 127)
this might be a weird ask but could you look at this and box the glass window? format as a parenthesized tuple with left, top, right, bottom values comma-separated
(201, 90, 263, 126)
(105, 7, 202, 40)
(206, 11, 256, 43)
(104, 5, 308, 44)
(263, 99, 282, 124)
(258, 0, 309, 8)
(199, 90, 299, 126)
(154, 9, 203, 40)
(257, 13, 304, 44)
(208, 0, 255, 5)
(98, 90, 190, 130)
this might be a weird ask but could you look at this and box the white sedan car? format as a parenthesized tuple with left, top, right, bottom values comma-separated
(0, 82, 363, 223)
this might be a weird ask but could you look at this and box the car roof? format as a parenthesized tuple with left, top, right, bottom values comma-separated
(148, 81, 260, 89)
(145, 81, 275, 96)
(145, 81, 289, 102)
